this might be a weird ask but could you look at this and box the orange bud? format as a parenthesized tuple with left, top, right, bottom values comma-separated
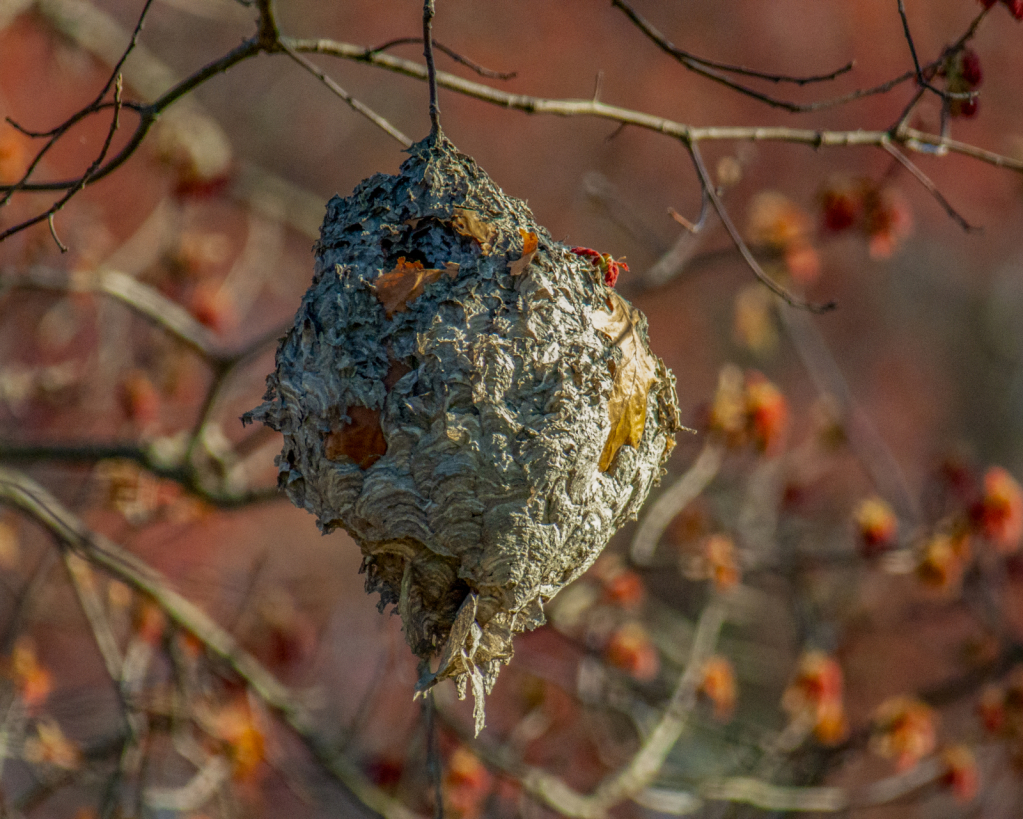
(745, 372, 789, 455)
(813, 698, 850, 745)
(0, 128, 29, 184)
(444, 747, 491, 819)
(704, 534, 741, 590)
(863, 186, 912, 260)
(10, 636, 52, 713)
(699, 656, 737, 720)
(188, 282, 236, 332)
(135, 600, 167, 647)
(972, 466, 1023, 553)
(118, 370, 161, 430)
(783, 652, 847, 745)
(916, 532, 969, 592)
(747, 192, 813, 252)
(601, 569, 646, 609)
(978, 685, 1005, 733)
(854, 496, 898, 557)
(212, 698, 266, 781)
(940, 745, 979, 803)
(176, 630, 205, 661)
(708, 364, 747, 444)
(604, 622, 659, 682)
(819, 178, 863, 232)
(783, 243, 821, 285)
(733, 285, 778, 356)
(870, 696, 937, 771)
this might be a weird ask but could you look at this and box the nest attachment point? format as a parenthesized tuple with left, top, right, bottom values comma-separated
(245, 132, 681, 733)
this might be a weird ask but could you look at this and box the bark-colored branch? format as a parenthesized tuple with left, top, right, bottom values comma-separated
(631, 441, 723, 566)
(1, 266, 287, 367)
(0, 467, 421, 819)
(287, 38, 1023, 172)
(688, 142, 836, 312)
(612, 0, 855, 111)
(0, 441, 279, 509)
(439, 599, 728, 819)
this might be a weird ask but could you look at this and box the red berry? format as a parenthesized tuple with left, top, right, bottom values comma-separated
(960, 50, 983, 87)
(958, 97, 979, 118)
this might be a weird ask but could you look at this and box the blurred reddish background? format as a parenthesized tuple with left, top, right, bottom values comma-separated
(2, 0, 1023, 816)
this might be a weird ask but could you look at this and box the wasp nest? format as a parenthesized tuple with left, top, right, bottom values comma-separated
(245, 134, 681, 732)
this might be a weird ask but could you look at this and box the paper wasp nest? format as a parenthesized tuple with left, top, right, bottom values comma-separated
(245, 134, 681, 732)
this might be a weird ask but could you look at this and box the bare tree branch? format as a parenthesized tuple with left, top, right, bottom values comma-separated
(612, 0, 855, 111)
(630, 441, 723, 566)
(0, 467, 421, 819)
(277, 40, 413, 148)
(881, 140, 978, 231)
(366, 37, 516, 80)
(282, 38, 1023, 172)
(688, 142, 836, 312)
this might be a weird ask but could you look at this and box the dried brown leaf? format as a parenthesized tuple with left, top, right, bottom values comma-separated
(325, 405, 387, 469)
(592, 292, 660, 472)
(451, 208, 496, 253)
(373, 257, 458, 317)
(508, 229, 538, 276)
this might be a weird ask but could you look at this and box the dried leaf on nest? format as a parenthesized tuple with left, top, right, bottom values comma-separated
(451, 208, 497, 253)
(324, 406, 387, 469)
(508, 229, 538, 276)
(593, 291, 660, 471)
(373, 257, 459, 317)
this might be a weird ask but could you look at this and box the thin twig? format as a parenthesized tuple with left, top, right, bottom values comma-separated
(613, 0, 855, 112)
(365, 37, 515, 80)
(0, 440, 279, 509)
(881, 139, 978, 231)
(277, 40, 412, 148)
(630, 441, 723, 566)
(63, 551, 124, 682)
(278, 39, 1023, 174)
(0, 75, 124, 247)
(0, 0, 155, 215)
(47, 214, 68, 253)
(593, 599, 728, 806)
(423, 0, 441, 135)
(5, 26, 1022, 209)
(426, 692, 444, 819)
(897, 0, 926, 87)
(667, 190, 710, 234)
(1, 266, 287, 366)
(687, 142, 836, 312)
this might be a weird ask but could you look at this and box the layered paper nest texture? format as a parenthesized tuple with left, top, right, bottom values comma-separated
(246, 135, 681, 731)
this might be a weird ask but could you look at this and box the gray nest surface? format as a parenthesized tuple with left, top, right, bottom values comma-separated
(245, 133, 681, 733)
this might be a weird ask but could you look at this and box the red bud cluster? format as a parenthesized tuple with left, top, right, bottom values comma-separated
(870, 696, 937, 771)
(818, 179, 912, 259)
(570, 246, 629, 287)
(604, 622, 659, 681)
(707, 365, 789, 455)
(782, 651, 849, 745)
(853, 496, 899, 558)
(976, 669, 1023, 767)
(699, 656, 737, 721)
